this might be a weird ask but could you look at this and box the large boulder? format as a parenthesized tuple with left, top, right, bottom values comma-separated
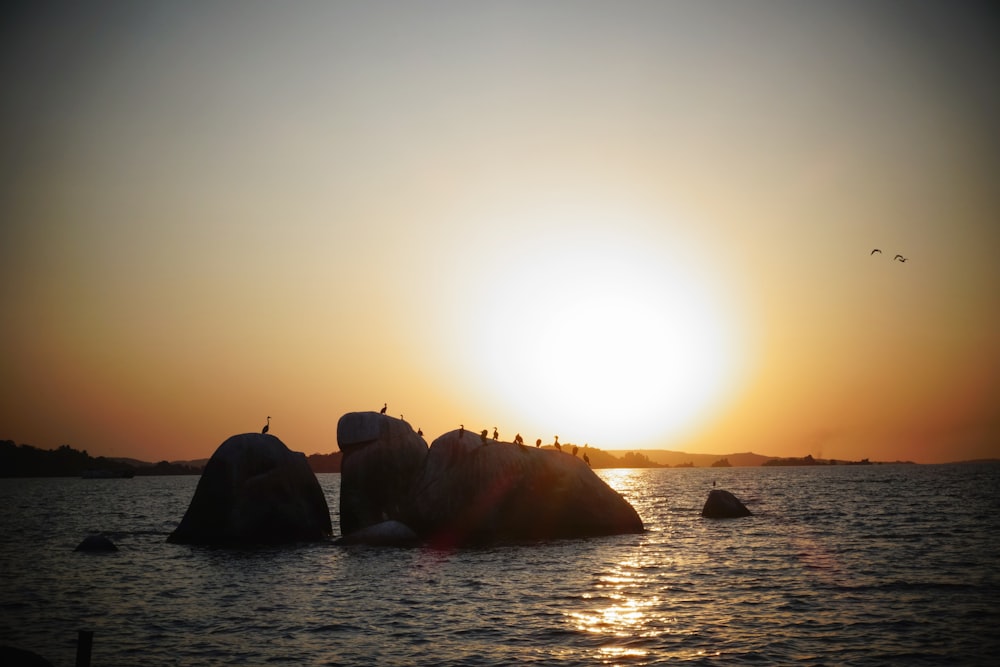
(337, 412, 428, 536)
(701, 489, 752, 518)
(403, 430, 644, 547)
(168, 433, 332, 544)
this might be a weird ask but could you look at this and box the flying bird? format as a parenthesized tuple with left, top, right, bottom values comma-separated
(871, 248, 882, 255)
(894, 255, 908, 263)
(261, 416, 270, 434)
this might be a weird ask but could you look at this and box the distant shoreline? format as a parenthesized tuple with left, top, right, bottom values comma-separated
(4, 438, 994, 477)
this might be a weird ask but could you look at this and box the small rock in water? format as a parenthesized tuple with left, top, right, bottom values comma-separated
(0, 645, 55, 667)
(336, 520, 419, 546)
(701, 489, 752, 518)
(75, 535, 118, 552)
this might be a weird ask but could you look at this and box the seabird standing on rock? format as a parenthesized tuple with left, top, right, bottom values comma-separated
(380, 403, 387, 414)
(262, 416, 270, 434)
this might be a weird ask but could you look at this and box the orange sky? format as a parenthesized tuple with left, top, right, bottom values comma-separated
(2, 2, 998, 464)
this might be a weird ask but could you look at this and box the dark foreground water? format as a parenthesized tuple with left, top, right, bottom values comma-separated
(2, 464, 999, 666)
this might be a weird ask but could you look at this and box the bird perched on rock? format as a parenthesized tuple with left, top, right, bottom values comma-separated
(262, 416, 270, 434)
(380, 403, 387, 414)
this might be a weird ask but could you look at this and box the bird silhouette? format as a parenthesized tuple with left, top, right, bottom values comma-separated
(380, 403, 387, 414)
(261, 416, 270, 434)
(894, 255, 908, 263)
(871, 248, 882, 255)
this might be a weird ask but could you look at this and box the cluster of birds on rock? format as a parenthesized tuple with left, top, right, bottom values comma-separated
(871, 249, 908, 262)
(454, 424, 591, 466)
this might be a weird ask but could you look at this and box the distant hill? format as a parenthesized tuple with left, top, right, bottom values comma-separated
(307, 451, 342, 473)
(1, 439, 916, 477)
(601, 449, 775, 467)
(0, 440, 203, 477)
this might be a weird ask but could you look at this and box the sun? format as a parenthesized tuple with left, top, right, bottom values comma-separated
(445, 202, 745, 449)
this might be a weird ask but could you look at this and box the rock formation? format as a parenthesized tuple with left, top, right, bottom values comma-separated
(701, 489, 752, 518)
(406, 430, 644, 546)
(74, 534, 117, 552)
(168, 433, 331, 544)
(335, 413, 644, 547)
(336, 412, 428, 537)
(335, 519, 419, 546)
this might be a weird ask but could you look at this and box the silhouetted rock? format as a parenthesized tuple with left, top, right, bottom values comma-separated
(168, 433, 331, 545)
(406, 430, 644, 547)
(701, 489, 752, 518)
(337, 412, 428, 537)
(334, 519, 419, 546)
(0, 646, 54, 667)
(335, 416, 644, 547)
(74, 534, 118, 552)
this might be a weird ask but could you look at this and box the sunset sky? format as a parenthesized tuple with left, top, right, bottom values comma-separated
(2, 1, 997, 465)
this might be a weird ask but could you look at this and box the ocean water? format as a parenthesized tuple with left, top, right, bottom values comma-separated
(1, 464, 998, 666)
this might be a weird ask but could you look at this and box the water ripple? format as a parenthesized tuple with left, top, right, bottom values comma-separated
(2, 465, 999, 664)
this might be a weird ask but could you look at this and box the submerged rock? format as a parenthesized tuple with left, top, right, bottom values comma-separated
(334, 520, 419, 546)
(168, 433, 331, 545)
(0, 646, 54, 667)
(701, 489, 752, 518)
(74, 535, 118, 552)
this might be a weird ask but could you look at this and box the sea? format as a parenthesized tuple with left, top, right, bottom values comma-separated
(1, 463, 998, 666)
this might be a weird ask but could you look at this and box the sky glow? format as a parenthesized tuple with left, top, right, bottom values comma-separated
(1, 1, 998, 463)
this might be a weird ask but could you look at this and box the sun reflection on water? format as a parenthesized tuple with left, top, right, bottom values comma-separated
(567, 556, 671, 663)
(598, 468, 641, 495)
